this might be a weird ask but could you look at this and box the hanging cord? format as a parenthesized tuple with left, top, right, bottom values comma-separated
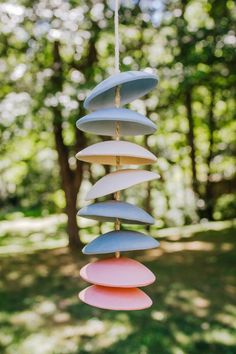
(114, 0, 121, 258)
(114, 0, 120, 74)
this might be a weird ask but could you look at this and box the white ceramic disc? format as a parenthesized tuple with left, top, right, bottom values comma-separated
(85, 169, 160, 200)
(76, 141, 157, 166)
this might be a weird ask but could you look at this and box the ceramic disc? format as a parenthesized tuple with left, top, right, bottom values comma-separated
(82, 230, 159, 255)
(85, 169, 160, 200)
(84, 71, 158, 110)
(78, 200, 154, 225)
(76, 108, 156, 136)
(76, 141, 157, 166)
(80, 257, 156, 287)
(79, 285, 153, 310)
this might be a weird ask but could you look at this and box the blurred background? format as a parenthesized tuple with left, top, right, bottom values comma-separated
(0, 0, 236, 353)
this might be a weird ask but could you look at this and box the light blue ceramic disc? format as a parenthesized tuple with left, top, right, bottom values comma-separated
(84, 71, 158, 110)
(76, 108, 156, 136)
(78, 200, 154, 225)
(82, 230, 160, 255)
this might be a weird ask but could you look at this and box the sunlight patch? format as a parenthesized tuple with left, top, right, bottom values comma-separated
(11, 311, 43, 329)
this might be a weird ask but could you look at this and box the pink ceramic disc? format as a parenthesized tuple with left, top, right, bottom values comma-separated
(80, 257, 155, 287)
(79, 285, 152, 310)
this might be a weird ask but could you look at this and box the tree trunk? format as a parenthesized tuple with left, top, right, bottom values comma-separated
(52, 41, 83, 250)
(53, 115, 83, 249)
(204, 90, 215, 220)
(66, 188, 81, 249)
(185, 89, 198, 197)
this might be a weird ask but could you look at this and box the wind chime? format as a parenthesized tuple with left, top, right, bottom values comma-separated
(76, 0, 160, 310)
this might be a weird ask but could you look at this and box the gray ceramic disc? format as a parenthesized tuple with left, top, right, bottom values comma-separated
(82, 230, 160, 255)
(84, 71, 158, 110)
(76, 108, 156, 136)
(78, 200, 154, 225)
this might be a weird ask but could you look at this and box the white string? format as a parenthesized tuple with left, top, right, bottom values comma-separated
(114, 0, 120, 74)
(114, 0, 121, 259)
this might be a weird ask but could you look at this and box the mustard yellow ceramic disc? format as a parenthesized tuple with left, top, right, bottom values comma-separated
(76, 141, 157, 166)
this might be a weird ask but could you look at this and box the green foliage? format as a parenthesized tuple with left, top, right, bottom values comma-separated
(0, 0, 235, 227)
(214, 193, 236, 220)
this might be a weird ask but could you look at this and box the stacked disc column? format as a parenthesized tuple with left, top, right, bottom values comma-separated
(76, 71, 160, 310)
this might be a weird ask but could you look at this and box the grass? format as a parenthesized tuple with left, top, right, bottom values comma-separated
(0, 217, 236, 354)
